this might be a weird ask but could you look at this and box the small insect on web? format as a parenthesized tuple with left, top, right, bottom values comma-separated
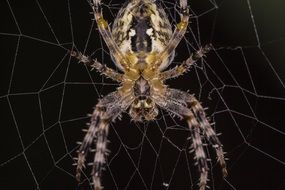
(70, 0, 227, 190)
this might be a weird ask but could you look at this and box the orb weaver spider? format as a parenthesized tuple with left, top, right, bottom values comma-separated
(71, 0, 227, 189)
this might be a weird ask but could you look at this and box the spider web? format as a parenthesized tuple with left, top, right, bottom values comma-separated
(1, 0, 285, 190)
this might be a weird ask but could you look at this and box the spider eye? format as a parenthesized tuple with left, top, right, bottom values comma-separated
(146, 98, 152, 104)
(138, 96, 146, 100)
(133, 99, 139, 105)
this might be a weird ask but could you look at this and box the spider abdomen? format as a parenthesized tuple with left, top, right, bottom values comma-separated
(112, 0, 174, 71)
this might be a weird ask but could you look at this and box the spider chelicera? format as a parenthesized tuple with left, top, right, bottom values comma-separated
(71, 0, 227, 189)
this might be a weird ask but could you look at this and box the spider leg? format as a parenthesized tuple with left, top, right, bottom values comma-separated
(154, 89, 227, 189)
(76, 107, 100, 181)
(91, 107, 120, 190)
(188, 116, 209, 190)
(90, 0, 131, 71)
(76, 92, 129, 190)
(154, 0, 190, 69)
(165, 89, 227, 176)
(159, 45, 211, 80)
(70, 50, 123, 82)
(154, 97, 209, 190)
(187, 96, 228, 177)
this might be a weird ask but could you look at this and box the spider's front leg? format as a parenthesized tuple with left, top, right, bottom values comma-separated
(154, 89, 227, 190)
(187, 95, 228, 177)
(166, 89, 228, 176)
(155, 98, 209, 190)
(76, 92, 128, 190)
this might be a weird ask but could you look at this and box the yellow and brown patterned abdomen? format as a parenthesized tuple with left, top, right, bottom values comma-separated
(111, 0, 174, 71)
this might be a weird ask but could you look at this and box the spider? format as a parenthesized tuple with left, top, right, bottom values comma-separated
(70, 0, 227, 189)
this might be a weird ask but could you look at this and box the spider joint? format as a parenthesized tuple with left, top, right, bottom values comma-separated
(97, 17, 108, 28)
(177, 20, 188, 30)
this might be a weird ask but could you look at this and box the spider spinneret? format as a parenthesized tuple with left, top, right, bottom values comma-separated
(71, 0, 227, 190)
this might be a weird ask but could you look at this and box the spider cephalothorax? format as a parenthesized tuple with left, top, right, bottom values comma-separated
(130, 76, 158, 121)
(71, 0, 227, 190)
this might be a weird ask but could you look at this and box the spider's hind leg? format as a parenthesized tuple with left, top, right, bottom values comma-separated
(155, 0, 190, 69)
(90, 0, 130, 71)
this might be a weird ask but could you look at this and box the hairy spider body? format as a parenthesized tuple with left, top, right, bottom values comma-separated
(71, 0, 227, 190)
(130, 77, 158, 121)
(112, 0, 174, 71)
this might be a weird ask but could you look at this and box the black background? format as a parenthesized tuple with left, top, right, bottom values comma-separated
(1, 0, 285, 190)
